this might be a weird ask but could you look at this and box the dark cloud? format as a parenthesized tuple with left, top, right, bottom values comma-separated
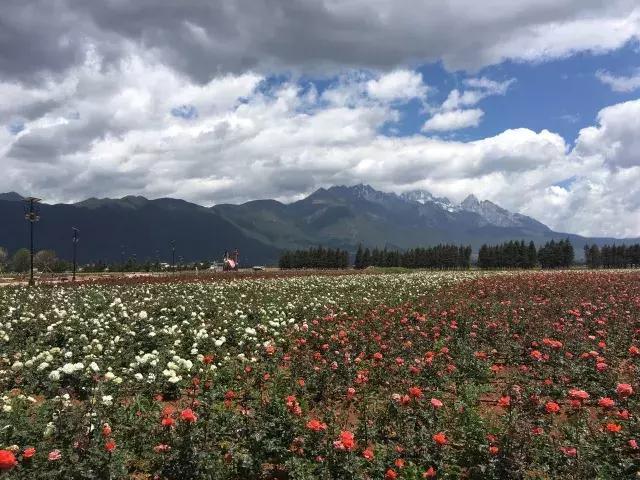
(1, 0, 637, 83)
(1, 1, 640, 236)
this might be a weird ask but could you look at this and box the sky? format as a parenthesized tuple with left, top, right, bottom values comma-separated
(1, 1, 640, 238)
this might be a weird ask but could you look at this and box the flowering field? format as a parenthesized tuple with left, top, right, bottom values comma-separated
(0, 270, 639, 479)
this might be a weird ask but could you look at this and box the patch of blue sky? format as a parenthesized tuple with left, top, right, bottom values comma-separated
(7, 119, 25, 135)
(171, 104, 198, 119)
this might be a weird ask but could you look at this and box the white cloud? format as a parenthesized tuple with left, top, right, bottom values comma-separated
(574, 98, 640, 168)
(441, 77, 514, 111)
(422, 109, 484, 131)
(596, 68, 640, 92)
(464, 77, 515, 95)
(366, 70, 428, 102)
(1, 48, 640, 237)
(429, 77, 514, 129)
(471, 7, 640, 69)
(2, 1, 639, 81)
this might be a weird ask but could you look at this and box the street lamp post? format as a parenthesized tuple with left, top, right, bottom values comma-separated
(24, 197, 41, 287)
(72, 227, 79, 281)
(171, 240, 176, 272)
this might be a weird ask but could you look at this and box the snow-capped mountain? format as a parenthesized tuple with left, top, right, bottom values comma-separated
(5, 183, 629, 265)
(400, 191, 461, 213)
(460, 194, 548, 230)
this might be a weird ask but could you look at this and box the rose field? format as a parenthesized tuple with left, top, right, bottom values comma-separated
(0, 271, 639, 479)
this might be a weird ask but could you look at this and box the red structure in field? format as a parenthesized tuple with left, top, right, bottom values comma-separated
(223, 249, 239, 271)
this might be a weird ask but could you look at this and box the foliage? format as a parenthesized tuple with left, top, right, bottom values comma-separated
(279, 246, 349, 269)
(537, 239, 574, 269)
(354, 244, 472, 270)
(9, 248, 30, 273)
(584, 244, 640, 269)
(478, 240, 537, 269)
(0, 270, 639, 478)
(0, 247, 7, 272)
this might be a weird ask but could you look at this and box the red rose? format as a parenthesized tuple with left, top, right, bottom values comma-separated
(598, 397, 615, 409)
(306, 419, 327, 432)
(423, 466, 437, 478)
(23, 447, 36, 459)
(334, 431, 356, 451)
(0, 450, 17, 471)
(616, 383, 633, 398)
(180, 408, 197, 423)
(568, 389, 589, 401)
(161, 417, 175, 427)
(432, 432, 447, 445)
(605, 423, 622, 433)
(545, 401, 560, 414)
(408, 386, 423, 398)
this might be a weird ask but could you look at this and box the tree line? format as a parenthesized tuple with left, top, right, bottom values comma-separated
(584, 244, 640, 268)
(0, 246, 212, 274)
(354, 244, 472, 269)
(478, 241, 537, 269)
(478, 239, 574, 269)
(278, 247, 350, 269)
(0, 247, 71, 273)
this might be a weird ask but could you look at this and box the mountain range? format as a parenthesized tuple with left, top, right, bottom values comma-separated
(1, 185, 637, 265)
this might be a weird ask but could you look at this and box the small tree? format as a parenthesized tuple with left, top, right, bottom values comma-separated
(10, 248, 30, 273)
(34, 249, 58, 272)
(0, 247, 7, 272)
(354, 244, 363, 269)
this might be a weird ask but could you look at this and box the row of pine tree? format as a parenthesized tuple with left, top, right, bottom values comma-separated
(478, 239, 574, 269)
(584, 244, 640, 268)
(477, 241, 538, 269)
(278, 247, 350, 269)
(353, 245, 471, 269)
(278, 239, 640, 270)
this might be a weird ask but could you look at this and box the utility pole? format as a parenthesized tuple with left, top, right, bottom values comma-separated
(72, 227, 79, 281)
(24, 197, 41, 286)
(171, 240, 176, 271)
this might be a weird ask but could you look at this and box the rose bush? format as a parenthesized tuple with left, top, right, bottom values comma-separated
(0, 270, 638, 478)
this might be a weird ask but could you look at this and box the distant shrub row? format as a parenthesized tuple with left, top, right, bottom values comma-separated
(584, 244, 640, 268)
(354, 245, 471, 270)
(479, 239, 574, 269)
(278, 247, 350, 269)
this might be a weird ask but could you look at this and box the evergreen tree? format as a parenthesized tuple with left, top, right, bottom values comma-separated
(527, 241, 537, 268)
(354, 244, 363, 269)
(362, 248, 371, 268)
(10, 248, 30, 273)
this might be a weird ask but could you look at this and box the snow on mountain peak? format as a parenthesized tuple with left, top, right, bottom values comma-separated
(401, 190, 460, 212)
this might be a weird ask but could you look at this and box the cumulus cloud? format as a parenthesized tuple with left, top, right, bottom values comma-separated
(422, 109, 485, 131)
(424, 77, 514, 130)
(2, 1, 640, 238)
(573, 98, 640, 169)
(596, 68, 640, 92)
(365, 70, 428, 102)
(1, 1, 639, 82)
(1, 42, 639, 237)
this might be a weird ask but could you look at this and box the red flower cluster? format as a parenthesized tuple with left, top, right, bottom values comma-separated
(333, 431, 356, 451)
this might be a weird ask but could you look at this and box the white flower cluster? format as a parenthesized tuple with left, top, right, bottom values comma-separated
(0, 271, 479, 395)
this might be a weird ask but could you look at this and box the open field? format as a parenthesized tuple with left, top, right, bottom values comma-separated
(0, 267, 419, 287)
(0, 270, 639, 479)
